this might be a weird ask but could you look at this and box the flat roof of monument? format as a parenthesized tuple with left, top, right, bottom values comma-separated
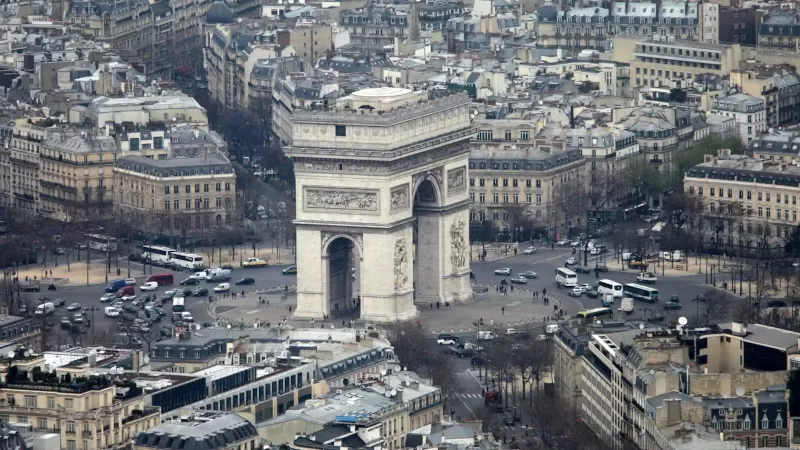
(351, 87, 413, 98)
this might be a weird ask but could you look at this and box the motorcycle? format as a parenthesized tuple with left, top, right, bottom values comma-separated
(47, 284, 57, 291)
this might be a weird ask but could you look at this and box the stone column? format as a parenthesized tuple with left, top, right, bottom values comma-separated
(442, 205, 472, 304)
(415, 210, 443, 305)
(294, 228, 325, 319)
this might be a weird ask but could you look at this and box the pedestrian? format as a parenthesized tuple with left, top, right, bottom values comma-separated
(430, 302, 434, 310)
(501, 306, 505, 315)
(343, 320, 346, 327)
(542, 288, 547, 296)
(436, 302, 440, 310)
(285, 285, 288, 293)
(241, 290, 245, 297)
(510, 285, 514, 292)
(289, 305, 292, 313)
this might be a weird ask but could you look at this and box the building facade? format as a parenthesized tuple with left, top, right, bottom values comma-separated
(113, 154, 236, 237)
(711, 93, 766, 144)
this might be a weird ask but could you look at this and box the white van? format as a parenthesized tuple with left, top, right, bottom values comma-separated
(545, 324, 559, 334)
(477, 331, 496, 341)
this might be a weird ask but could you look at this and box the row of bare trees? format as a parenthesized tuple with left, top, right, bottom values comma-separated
(384, 321, 611, 449)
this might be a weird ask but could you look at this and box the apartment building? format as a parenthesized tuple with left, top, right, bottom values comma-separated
(730, 67, 800, 128)
(684, 154, 800, 246)
(0, 353, 161, 450)
(84, 95, 208, 133)
(0, 118, 46, 214)
(711, 93, 766, 144)
(564, 127, 640, 221)
(134, 411, 258, 450)
(276, 23, 334, 67)
(759, 12, 800, 50)
(112, 153, 236, 236)
(720, 7, 759, 46)
(535, 5, 609, 51)
(341, 6, 416, 53)
(468, 119, 585, 237)
(555, 321, 794, 449)
(39, 132, 118, 218)
(617, 36, 742, 89)
(699, 2, 719, 44)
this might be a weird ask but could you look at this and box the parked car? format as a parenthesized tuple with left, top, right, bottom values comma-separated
(193, 287, 209, 297)
(523, 246, 537, 255)
(494, 268, 511, 276)
(518, 271, 538, 279)
(235, 277, 255, 285)
(510, 276, 528, 285)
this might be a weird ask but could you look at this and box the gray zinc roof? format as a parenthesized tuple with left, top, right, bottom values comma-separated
(134, 412, 258, 450)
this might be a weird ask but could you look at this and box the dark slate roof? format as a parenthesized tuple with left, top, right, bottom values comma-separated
(116, 154, 233, 177)
(316, 56, 393, 74)
(537, 3, 558, 22)
(134, 412, 258, 450)
(405, 434, 425, 448)
(150, 0, 172, 18)
(206, 0, 233, 24)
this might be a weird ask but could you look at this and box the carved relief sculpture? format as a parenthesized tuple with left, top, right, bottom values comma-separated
(447, 166, 466, 196)
(450, 220, 467, 271)
(390, 184, 409, 211)
(305, 188, 378, 211)
(394, 238, 409, 291)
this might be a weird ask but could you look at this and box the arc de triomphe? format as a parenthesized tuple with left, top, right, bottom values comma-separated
(274, 87, 474, 322)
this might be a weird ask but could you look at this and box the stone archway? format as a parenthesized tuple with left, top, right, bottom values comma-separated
(321, 233, 363, 318)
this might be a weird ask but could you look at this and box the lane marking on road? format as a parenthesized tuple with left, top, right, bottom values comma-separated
(455, 392, 477, 419)
(243, 309, 260, 314)
(507, 301, 521, 307)
(530, 254, 571, 265)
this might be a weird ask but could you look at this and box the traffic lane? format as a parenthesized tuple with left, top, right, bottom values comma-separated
(130, 263, 297, 289)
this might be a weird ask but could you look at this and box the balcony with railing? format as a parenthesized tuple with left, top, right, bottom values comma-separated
(9, 157, 38, 168)
(649, 158, 664, 165)
(40, 180, 77, 193)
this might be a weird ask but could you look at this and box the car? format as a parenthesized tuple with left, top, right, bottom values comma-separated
(595, 264, 609, 272)
(590, 248, 601, 255)
(506, 328, 518, 336)
(220, 264, 234, 271)
(556, 239, 570, 246)
(153, 307, 166, 317)
(140, 282, 159, 292)
(568, 287, 583, 297)
(570, 240, 581, 247)
(132, 298, 146, 307)
(535, 334, 548, 342)
(67, 303, 82, 311)
(647, 313, 666, 322)
(768, 300, 788, 308)
(180, 278, 200, 286)
(213, 283, 231, 293)
(235, 277, 255, 285)
(111, 301, 124, 309)
(21, 284, 40, 292)
(692, 295, 706, 302)
(193, 287, 209, 297)
(586, 289, 599, 298)
(53, 298, 66, 307)
(282, 266, 297, 275)
(565, 257, 577, 265)
(437, 337, 457, 345)
(503, 416, 516, 427)
(663, 302, 682, 310)
(523, 246, 537, 255)
(123, 304, 138, 314)
(75, 243, 88, 250)
(574, 266, 592, 274)
(437, 334, 459, 344)
(163, 289, 180, 298)
(100, 293, 116, 303)
(519, 271, 538, 279)
(181, 288, 194, 297)
(494, 268, 512, 276)
(73, 313, 84, 323)
(121, 294, 137, 302)
(243, 257, 267, 268)
(509, 276, 528, 285)
(576, 283, 591, 293)
(124, 278, 137, 286)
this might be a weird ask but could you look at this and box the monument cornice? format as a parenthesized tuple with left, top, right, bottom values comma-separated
(292, 129, 475, 175)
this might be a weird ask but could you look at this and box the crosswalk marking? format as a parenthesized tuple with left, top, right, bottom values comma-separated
(507, 301, 521, 307)
(455, 393, 482, 399)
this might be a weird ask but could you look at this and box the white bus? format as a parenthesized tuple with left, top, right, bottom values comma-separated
(555, 267, 578, 287)
(623, 283, 660, 302)
(172, 297, 185, 312)
(597, 279, 623, 298)
(86, 234, 118, 252)
(170, 252, 204, 270)
(141, 245, 175, 263)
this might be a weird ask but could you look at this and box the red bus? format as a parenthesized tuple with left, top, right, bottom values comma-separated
(145, 273, 174, 285)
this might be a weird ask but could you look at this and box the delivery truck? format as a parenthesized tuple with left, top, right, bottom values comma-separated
(34, 302, 54, 316)
(618, 298, 634, 315)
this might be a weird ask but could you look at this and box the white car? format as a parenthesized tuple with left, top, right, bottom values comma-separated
(124, 278, 137, 286)
(140, 281, 159, 291)
(535, 334, 548, 342)
(73, 313, 84, 323)
(571, 240, 581, 247)
(213, 283, 231, 293)
(576, 283, 592, 293)
(494, 268, 512, 276)
(100, 293, 116, 303)
(556, 239, 570, 246)
(121, 294, 137, 302)
(506, 328, 518, 336)
(589, 248, 600, 256)
(523, 246, 537, 255)
(437, 338, 457, 345)
(566, 257, 577, 265)
(622, 252, 632, 261)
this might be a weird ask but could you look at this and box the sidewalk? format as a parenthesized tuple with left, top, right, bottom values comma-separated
(13, 259, 132, 287)
(191, 246, 296, 267)
(602, 255, 735, 278)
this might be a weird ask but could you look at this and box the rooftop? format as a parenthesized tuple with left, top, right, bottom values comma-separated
(134, 411, 258, 450)
(264, 387, 405, 427)
(718, 323, 800, 351)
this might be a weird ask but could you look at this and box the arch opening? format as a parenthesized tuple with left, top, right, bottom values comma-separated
(325, 236, 361, 319)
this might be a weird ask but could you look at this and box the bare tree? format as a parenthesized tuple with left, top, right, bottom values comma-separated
(549, 173, 588, 239)
(698, 288, 727, 326)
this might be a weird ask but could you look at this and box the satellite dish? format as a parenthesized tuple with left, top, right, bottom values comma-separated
(395, 364, 401, 372)
(6, 351, 13, 358)
(380, 369, 387, 376)
(23, 350, 30, 357)
(678, 317, 688, 326)
(735, 386, 745, 397)
(390, 389, 397, 396)
(227, 324, 232, 329)
(384, 390, 391, 398)
(639, 323, 645, 330)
